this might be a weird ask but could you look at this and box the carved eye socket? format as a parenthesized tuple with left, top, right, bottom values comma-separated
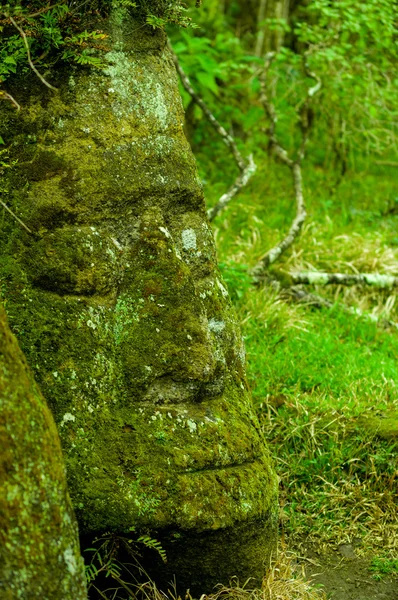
(26, 226, 120, 295)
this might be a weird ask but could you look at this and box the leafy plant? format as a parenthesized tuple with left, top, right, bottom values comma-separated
(84, 531, 167, 597)
(137, 535, 167, 564)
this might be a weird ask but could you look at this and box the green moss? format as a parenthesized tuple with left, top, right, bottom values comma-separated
(0, 306, 87, 599)
(0, 15, 277, 591)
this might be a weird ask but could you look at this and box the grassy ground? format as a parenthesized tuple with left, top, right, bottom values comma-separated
(203, 152, 398, 582)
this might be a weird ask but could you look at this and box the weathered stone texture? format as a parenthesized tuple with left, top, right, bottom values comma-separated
(0, 14, 278, 592)
(0, 306, 87, 599)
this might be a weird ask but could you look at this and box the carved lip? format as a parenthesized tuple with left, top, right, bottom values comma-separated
(179, 457, 264, 475)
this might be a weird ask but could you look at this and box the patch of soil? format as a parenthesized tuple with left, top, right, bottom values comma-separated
(296, 542, 398, 600)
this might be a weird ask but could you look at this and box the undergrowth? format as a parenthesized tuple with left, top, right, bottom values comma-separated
(84, 545, 326, 600)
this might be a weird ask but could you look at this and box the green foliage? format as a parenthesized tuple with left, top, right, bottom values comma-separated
(0, 31, 25, 83)
(291, 0, 398, 157)
(84, 531, 167, 594)
(0, 0, 199, 103)
(172, 29, 254, 112)
(146, 2, 198, 30)
(137, 535, 167, 563)
(0, 2, 109, 93)
(172, 0, 397, 173)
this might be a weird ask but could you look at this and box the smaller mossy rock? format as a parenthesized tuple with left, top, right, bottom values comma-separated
(360, 411, 398, 441)
(0, 305, 87, 600)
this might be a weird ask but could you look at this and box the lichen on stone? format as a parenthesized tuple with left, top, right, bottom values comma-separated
(0, 15, 278, 594)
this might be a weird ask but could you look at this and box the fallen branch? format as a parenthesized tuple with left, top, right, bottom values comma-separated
(283, 286, 398, 329)
(291, 272, 398, 289)
(251, 54, 320, 282)
(0, 199, 34, 235)
(207, 155, 256, 221)
(375, 160, 398, 168)
(168, 41, 256, 220)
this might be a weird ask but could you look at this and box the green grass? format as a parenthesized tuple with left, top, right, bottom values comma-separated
(370, 556, 398, 580)
(202, 149, 398, 558)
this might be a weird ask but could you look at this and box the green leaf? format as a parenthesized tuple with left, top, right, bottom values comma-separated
(196, 71, 219, 96)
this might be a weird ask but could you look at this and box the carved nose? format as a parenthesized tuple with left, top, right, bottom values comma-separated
(116, 215, 227, 396)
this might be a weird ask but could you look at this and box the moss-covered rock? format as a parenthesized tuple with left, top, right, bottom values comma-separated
(0, 305, 87, 599)
(0, 14, 278, 592)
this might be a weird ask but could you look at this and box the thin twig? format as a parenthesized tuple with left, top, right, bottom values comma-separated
(26, 3, 64, 19)
(9, 15, 58, 91)
(291, 272, 398, 288)
(283, 286, 398, 329)
(251, 53, 321, 282)
(0, 90, 21, 111)
(168, 40, 255, 220)
(252, 162, 306, 280)
(375, 160, 398, 167)
(0, 199, 34, 235)
(207, 155, 256, 221)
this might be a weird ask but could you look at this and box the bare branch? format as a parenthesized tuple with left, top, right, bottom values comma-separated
(168, 40, 255, 220)
(207, 155, 256, 221)
(25, 3, 64, 19)
(9, 15, 58, 91)
(251, 54, 322, 282)
(0, 90, 21, 111)
(291, 272, 398, 289)
(251, 163, 306, 280)
(169, 42, 245, 170)
(375, 160, 398, 167)
(0, 200, 34, 235)
(284, 286, 398, 330)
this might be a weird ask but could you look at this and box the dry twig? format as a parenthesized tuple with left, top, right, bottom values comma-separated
(168, 41, 256, 221)
(207, 155, 256, 221)
(283, 286, 398, 329)
(375, 160, 398, 168)
(291, 272, 398, 288)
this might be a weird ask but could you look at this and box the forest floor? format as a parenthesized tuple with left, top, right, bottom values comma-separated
(295, 540, 398, 599)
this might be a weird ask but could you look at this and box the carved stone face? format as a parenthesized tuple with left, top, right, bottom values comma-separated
(0, 24, 277, 588)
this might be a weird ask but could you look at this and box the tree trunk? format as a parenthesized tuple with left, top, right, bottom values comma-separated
(0, 305, 87, 599)
(255, 0, 291, 56)
(0, 12, 278, 593)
